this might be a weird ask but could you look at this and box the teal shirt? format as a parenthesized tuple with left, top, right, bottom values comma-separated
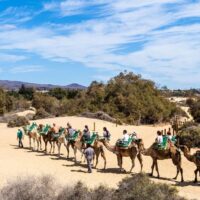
(17, 130, 23, 140)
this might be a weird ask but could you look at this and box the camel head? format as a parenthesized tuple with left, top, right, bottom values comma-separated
(135, 139, 145, 152)
(179, 145, 190, 153)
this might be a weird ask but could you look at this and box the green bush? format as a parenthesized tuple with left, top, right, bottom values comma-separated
(7, 116, 29, 128)
(178, 124, 200, 148)
(33, 107, 53, 120)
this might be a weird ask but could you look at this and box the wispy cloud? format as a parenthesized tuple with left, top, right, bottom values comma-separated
(0, 0, 200, 88)
(10, 66, 45, 74)
(0, 53, 27, 62)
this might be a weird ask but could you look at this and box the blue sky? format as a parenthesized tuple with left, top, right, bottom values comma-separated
(0, 0, 200, 88)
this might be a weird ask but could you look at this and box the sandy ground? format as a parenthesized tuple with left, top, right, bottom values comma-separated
(0, 116, 199, 199)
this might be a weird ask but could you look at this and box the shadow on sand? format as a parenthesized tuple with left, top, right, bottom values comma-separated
(97, 168, 128, 174)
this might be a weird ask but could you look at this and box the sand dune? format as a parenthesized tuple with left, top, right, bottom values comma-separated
(0, 116, 199, 199)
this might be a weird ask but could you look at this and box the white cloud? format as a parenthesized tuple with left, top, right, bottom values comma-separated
(0, 0, 200, 88)
(0, 53, 27, 62)
(10, 66, 45, 74)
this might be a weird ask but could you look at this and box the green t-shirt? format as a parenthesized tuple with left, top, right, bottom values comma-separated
(17, 130, 23, 139)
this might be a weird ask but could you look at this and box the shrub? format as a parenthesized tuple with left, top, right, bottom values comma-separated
(7, 116, 29, 128)
(0, 175, 56, 200)
(33, 108, 53, 120)
(0, 174, 186, 200)
(115, 173, 185, 200)
(177, 124, 200, 148)
(32, 93, 60, 116)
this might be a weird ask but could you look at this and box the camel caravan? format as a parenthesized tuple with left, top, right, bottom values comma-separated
(16, 122, 200, 183)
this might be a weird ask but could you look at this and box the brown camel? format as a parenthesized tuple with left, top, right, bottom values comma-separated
(66, 130, 84, 162)
(180, 145, 200, 183)
(23, 125, 42, 151)
(51, 128, 68, 157)
(142, 142, 184, 182)
(37, 124, 55, 154)
(99, 138, 143, 173)
(66, 132, 107, 169)
(92, 139, 107, 169)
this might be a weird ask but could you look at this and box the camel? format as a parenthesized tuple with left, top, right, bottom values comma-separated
(66, 130, 84, 162)
(23, 123, 42, 151)
(37, 124, 55, 154)
(142, 142, 184, 182)
(99, 138, 143, 173)
(66, 132, 107, 169)
(180, 145, 200, 183)
(50, 128, 68, 157)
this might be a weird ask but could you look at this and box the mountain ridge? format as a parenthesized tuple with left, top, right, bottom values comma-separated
(0, 80, 86, 90)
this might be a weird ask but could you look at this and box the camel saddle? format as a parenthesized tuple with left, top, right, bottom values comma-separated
(116, 136, 135, 148)
(52, 128, 65, 139)
(86, 132, 98, 145)
(40, 124, 51, 135)
(155, 136, 169, 150)
(28, 123, 37, 132)
(67, 131, 79, 141)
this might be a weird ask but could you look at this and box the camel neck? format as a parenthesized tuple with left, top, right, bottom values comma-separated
(183, 149, 194, 162)
(102, 140, 116, 153)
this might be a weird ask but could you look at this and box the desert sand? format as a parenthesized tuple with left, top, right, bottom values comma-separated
(0, 116, 199, 199)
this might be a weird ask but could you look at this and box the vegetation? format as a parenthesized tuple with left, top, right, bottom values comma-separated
(186, 98, 200, 123)
(1, 72, 185, 125)
(7, 116, 29, 127)
(177, 122, 200, 148)
(0, 174, 186, 200)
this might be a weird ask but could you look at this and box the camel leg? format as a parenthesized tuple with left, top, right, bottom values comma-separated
(117, 155, 123, 172)
(45, 141, 48, 154)
(33, 139, 36, 151)
(137, 153, 143, 172)
(74, 146, 77, 163)
(150, 159, 155, 177)
(94, 150, 100, 169)
(100, 149, 107, 170)
(36, 139, 39, 151)
(57, 142, 61, 157)
(39, 137, 42, 151)
(66, 143, 70, 158)
(129, 156, 135, 173)
(49, 142, 52, 154)
(29, 137, 32, 149)
(155, 159, 160, 178)
(194, 168, 198, 183)
(52, 141, 55, 154)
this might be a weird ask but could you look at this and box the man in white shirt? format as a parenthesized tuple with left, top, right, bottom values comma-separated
(156, 131, 163, 144)
(122, 130, 129, 142)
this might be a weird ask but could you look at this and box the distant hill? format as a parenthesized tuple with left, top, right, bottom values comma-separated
(0, 80, 86, 90)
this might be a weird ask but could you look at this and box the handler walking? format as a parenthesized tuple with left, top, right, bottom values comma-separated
(84, 144, 94, 173)
(17, 129, 23, 148)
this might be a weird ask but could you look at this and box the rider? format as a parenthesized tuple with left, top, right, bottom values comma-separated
(156, 130, 163, 144)
(167, 128, 173, 140)
(103, 127, 111, 140)
(83, 125, 90, 142)
(122, 130, 129, 142)
(67, 123, 75, 138)
(52, 123, 59, 133)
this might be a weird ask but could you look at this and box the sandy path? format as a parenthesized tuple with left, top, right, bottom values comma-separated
(0, 116, 199, 199)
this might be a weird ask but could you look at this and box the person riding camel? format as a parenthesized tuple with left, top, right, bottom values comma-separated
(52, 123, 59, 133)
(116, 130, 130, 146)
(67, 123, 75, 138)
(103, 127, 111, 140)
(156, 131, 163, 144)
(83, 125, 90, 142)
